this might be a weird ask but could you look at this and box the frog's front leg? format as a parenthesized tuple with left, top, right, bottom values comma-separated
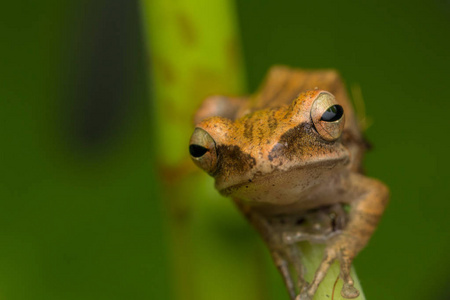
(247, 211, 300, 300)
(272, 250, 297, 300)
(235, 203, 304, 300)
(299, 174, 389, 300)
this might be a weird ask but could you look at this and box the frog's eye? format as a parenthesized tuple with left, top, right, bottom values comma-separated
(189, 128, 218, 174)
(189, 144, 208, 157)
(311, 92, 345, 141)
(321, 105, 344, 122)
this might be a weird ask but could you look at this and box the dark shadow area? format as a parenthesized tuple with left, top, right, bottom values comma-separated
(63, 0, 147, 157)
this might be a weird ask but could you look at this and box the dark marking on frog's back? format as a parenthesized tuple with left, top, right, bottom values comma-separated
(243, 121, 254, 140)
(268, 122, 336, 161)
(216, 145, 256, 177)
(267, 109, 279, 135)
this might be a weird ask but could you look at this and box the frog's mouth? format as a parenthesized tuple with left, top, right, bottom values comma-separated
(218, 157, 348, 204)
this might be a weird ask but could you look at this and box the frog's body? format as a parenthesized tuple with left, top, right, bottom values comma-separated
(189, 66, 389, 300)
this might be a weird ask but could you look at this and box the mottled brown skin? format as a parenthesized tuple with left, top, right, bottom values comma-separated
(189, 66, 389, 300)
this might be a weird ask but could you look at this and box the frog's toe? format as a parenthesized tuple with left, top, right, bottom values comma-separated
(295, 292, 312, 300)
(296, 287, 314, 300)
(341, 283, 360, 299)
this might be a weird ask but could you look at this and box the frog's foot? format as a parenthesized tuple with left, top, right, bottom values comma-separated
(296, 282, 359, 300)
(299, 234, 361, 299)
(298, 249, 336, 299)
(295, 287, 313, 300)
(341, 283, 359, 298)
(339, 253, 360, 298)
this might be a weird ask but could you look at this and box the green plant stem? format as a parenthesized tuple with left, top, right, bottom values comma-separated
(139, 1, 262, 300)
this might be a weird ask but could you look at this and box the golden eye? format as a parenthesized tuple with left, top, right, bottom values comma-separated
(189, 128, 218, 174)
(311, 92, 345, 141)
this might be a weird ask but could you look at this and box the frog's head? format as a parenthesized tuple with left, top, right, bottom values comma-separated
(189, 90, 350, 205)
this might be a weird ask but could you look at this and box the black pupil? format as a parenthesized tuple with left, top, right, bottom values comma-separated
(189, 144, 208, 158)
(321, 105, 344, 122)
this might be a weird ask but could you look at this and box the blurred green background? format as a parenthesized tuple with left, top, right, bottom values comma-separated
(1, 0, 449, 299)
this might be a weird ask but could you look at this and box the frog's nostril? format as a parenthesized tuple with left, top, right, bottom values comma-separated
(189, 144, 208, 158)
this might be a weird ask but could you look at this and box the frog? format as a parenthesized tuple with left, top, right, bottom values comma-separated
(188, 66, 389, 300)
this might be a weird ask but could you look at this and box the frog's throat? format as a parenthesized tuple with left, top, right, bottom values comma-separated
(218, 155, 349, 200)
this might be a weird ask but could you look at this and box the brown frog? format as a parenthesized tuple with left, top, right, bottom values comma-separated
(188, 66, 389, 300)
